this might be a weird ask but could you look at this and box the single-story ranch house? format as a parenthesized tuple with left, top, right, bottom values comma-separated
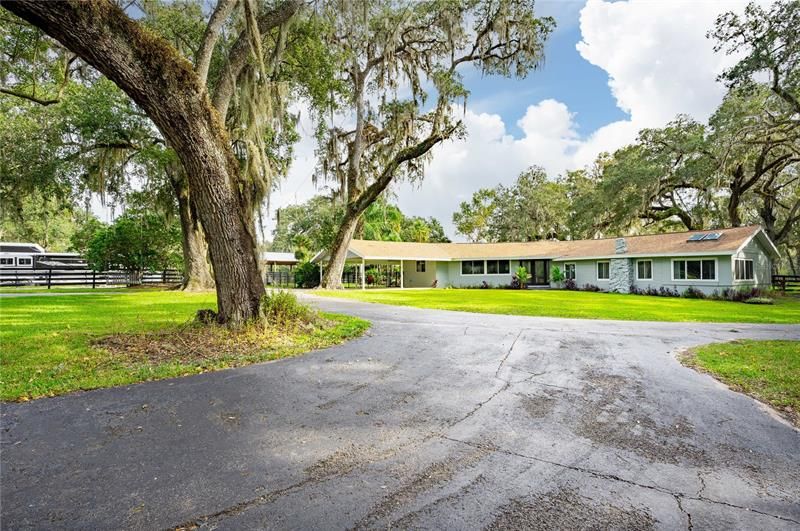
(312, 225, 779, 294)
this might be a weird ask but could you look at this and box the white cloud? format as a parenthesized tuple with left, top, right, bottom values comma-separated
(267, 0, 763, 241)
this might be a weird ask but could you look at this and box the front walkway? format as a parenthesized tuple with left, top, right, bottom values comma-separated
(2, 295, 798, 529)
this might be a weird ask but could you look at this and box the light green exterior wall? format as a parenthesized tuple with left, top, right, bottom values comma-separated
(400, 260, 437, 288)
(395, 236, 774, 293)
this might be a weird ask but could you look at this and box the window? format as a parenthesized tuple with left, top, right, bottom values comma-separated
(636, 260, 652, 280)
(673, 259, 716, 280)
(17, 257, 32, 266)
(461, 260, 485, 275)
(564, 263, 576, 281)
(486, 259, 510, 274)
(416, 260, 426, 273)
(0, 257, 13, 265)
(735, 259, 754, 281)
(597, 261, 610, 280)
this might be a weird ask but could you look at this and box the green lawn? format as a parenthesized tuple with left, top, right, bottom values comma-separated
(315, 288, 800, 324)
(0, 290, 368, 401)
(684, 340, 799, 426)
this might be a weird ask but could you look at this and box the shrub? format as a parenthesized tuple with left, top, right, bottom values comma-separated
(515, 266, 530, 289)
(195, 308, 218, 324)
(682, 286, 706, 299)
(293, 261, 320, 288)
(720, 287, 765, 302)
(581, 283, 602, 292)
(564, 278, 578, 290)
(659, 286, 680, 297)
(744, 297, 774, 305)
(261, 290, 313, 324)
(551, 266, 565, 284)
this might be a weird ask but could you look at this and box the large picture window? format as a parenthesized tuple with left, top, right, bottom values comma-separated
(636, 260, 652, 280)
(564, 263, 576, 280)
(486, 259, 510, 274)
(597, 261, 610, 280)
(734, 259, 754, 281)
(461, 260, 485, 275)
(673, 259, 716, 280)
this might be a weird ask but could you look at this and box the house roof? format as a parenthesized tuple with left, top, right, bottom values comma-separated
(313, 225, 779, 262)
(261, 251, 299, 264)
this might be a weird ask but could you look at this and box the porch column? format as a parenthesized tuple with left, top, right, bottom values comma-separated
(360, 259, 365, 290)
(319, 264, 323, 286)
(400, 260, 404, 288)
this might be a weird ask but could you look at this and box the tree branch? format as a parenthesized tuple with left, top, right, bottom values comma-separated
(0, 86, 60, 105)
(353, 123, 458, 214)
(194, 0, 238, 87)
(210, 0, 301, 118)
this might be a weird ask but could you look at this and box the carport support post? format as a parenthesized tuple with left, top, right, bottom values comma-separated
(400, 260, 404, 289)
(360, 259, 365, 290)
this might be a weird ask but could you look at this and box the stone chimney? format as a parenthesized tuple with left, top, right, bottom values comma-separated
(615, 238, 627, 254)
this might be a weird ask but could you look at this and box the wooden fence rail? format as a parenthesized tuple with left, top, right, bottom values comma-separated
(0, 268, 183, 288)
(772, 275, 800, 293)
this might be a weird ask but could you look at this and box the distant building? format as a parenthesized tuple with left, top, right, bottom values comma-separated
(312, 225, 778, 294)
(0, 242, 87, 270)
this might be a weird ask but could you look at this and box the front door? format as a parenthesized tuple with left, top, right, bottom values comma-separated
(531, 259, 549, 285)
(520, 260, 550, 286)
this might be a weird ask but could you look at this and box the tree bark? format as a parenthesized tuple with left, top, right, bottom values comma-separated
(2, 0, 265, 324)
(169, 169, 215, 291)
(320, 210, 359, 289)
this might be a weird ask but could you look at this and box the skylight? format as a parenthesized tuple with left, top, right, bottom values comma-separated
(687, 232, 722, 242)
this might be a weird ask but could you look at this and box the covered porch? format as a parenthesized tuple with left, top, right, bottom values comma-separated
(313, 248, 439, 289)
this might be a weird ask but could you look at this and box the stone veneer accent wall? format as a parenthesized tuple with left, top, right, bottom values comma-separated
(610, 258, 633, 293)
(609, 238, 633, 293)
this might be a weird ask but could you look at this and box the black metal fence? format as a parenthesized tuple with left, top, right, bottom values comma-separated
(0, 268, 183, 288)
(773, 275, 800, 293)
(264, 265, 402, 289)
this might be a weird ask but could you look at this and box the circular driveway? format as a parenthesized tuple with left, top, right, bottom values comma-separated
(2, 294, 799, 529)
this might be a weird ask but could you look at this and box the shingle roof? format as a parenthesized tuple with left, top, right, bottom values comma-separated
(333, 225, 774, 262)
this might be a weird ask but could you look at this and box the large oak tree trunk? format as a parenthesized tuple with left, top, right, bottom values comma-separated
(169, 170, 215, 291)
(3, 0, 265, 324)
(321, 211, 359, 289)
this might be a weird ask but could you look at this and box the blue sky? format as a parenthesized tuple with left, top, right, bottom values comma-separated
(465, 1, 626, 137)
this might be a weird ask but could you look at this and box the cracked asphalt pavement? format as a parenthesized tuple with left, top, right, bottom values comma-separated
(2, 294, 799, 530)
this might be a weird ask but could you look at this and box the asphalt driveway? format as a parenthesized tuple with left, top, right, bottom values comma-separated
(2, 294, 799, 530)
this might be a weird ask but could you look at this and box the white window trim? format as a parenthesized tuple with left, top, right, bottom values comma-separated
(635, 259, 653, 281)
(485, 259, 511, 276)
(415, 260, 426, 273)
(733, 258, 754, 282)
(670, 258, 718, 282)
(564, 262, 576, 280)
(596, 260, 610, 281)
(460, 260, 486, 276)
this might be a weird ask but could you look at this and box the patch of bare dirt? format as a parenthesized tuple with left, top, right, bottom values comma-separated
(353, 447, 490, 529)
(487, 487, 656, 531)
(92, 320, 325, 365)
(304, 444, 396, 482)
(574, 369, 705, 465)
(517, 392, 556, 419)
